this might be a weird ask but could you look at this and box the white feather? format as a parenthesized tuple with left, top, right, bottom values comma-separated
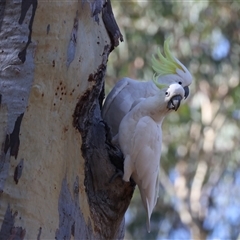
(102, 72, 192, 137)
(118, 84, 184, 231)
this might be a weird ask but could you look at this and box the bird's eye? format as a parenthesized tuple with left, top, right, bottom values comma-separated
(165, 91, 168, 95)
(178, 81, 182, 85)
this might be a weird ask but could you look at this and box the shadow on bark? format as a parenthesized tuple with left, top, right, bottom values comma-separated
(73, 59, 135, 239)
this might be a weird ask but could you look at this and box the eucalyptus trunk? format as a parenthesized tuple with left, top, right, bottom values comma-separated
(0, 0, 134, 239)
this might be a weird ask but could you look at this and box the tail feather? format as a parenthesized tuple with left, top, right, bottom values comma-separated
(146, 198, 151, 233)
(138, 175, 159, 233)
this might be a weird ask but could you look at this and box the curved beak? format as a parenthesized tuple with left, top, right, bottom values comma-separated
(184, 86, 190, 99)
(167, 95, 183, 111)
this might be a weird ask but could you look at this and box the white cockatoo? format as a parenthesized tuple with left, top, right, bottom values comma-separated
(102, 38, 193, 231)
(114, 82, 185, 232)
(102, 38, 192, 137)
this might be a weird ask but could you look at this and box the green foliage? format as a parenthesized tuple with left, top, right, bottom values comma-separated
(106, 1, 240, 239)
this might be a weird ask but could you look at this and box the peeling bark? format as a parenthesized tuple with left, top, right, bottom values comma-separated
(66, 12, 79, 68)
(0, 205, 26, 239)
(89, 0, 104, 23)
(73, 62, 135, 239)
(0, 0, 132, 239)
(4, 113, 24, 159)
(18, 0, 38, 63)
(13, 159, 24, 184)
(102, 0, 123, 47)
(56, 177, 93, 239)
(0, 0, 36, 194)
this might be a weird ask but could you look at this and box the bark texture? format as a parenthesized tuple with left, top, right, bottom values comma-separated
(0, 0, 134, 239)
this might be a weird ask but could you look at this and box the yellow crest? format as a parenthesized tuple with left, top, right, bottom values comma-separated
(151, 38, 185, 88)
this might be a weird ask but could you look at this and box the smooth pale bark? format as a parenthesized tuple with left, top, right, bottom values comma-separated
(0, 0, 134, 239)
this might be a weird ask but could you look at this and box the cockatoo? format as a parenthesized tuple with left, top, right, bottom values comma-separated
(102, 38, 192, 137)
(114, 82, 185, 232)
(102, 38, 193, 231)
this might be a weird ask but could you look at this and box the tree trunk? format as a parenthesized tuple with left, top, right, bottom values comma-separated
(0, 0, 134, 239)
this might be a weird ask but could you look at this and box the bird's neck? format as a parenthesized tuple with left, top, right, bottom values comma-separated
(140, 95, 169, 123)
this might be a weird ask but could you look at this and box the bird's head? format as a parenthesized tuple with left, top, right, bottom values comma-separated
(165, 83, 185, 111)
(151, 38, 192, 99)
(153, 79, 185, 112)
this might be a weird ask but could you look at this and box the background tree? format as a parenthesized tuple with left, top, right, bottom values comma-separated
(106, 1, 240, 239)
(0, 0, 134, 239)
